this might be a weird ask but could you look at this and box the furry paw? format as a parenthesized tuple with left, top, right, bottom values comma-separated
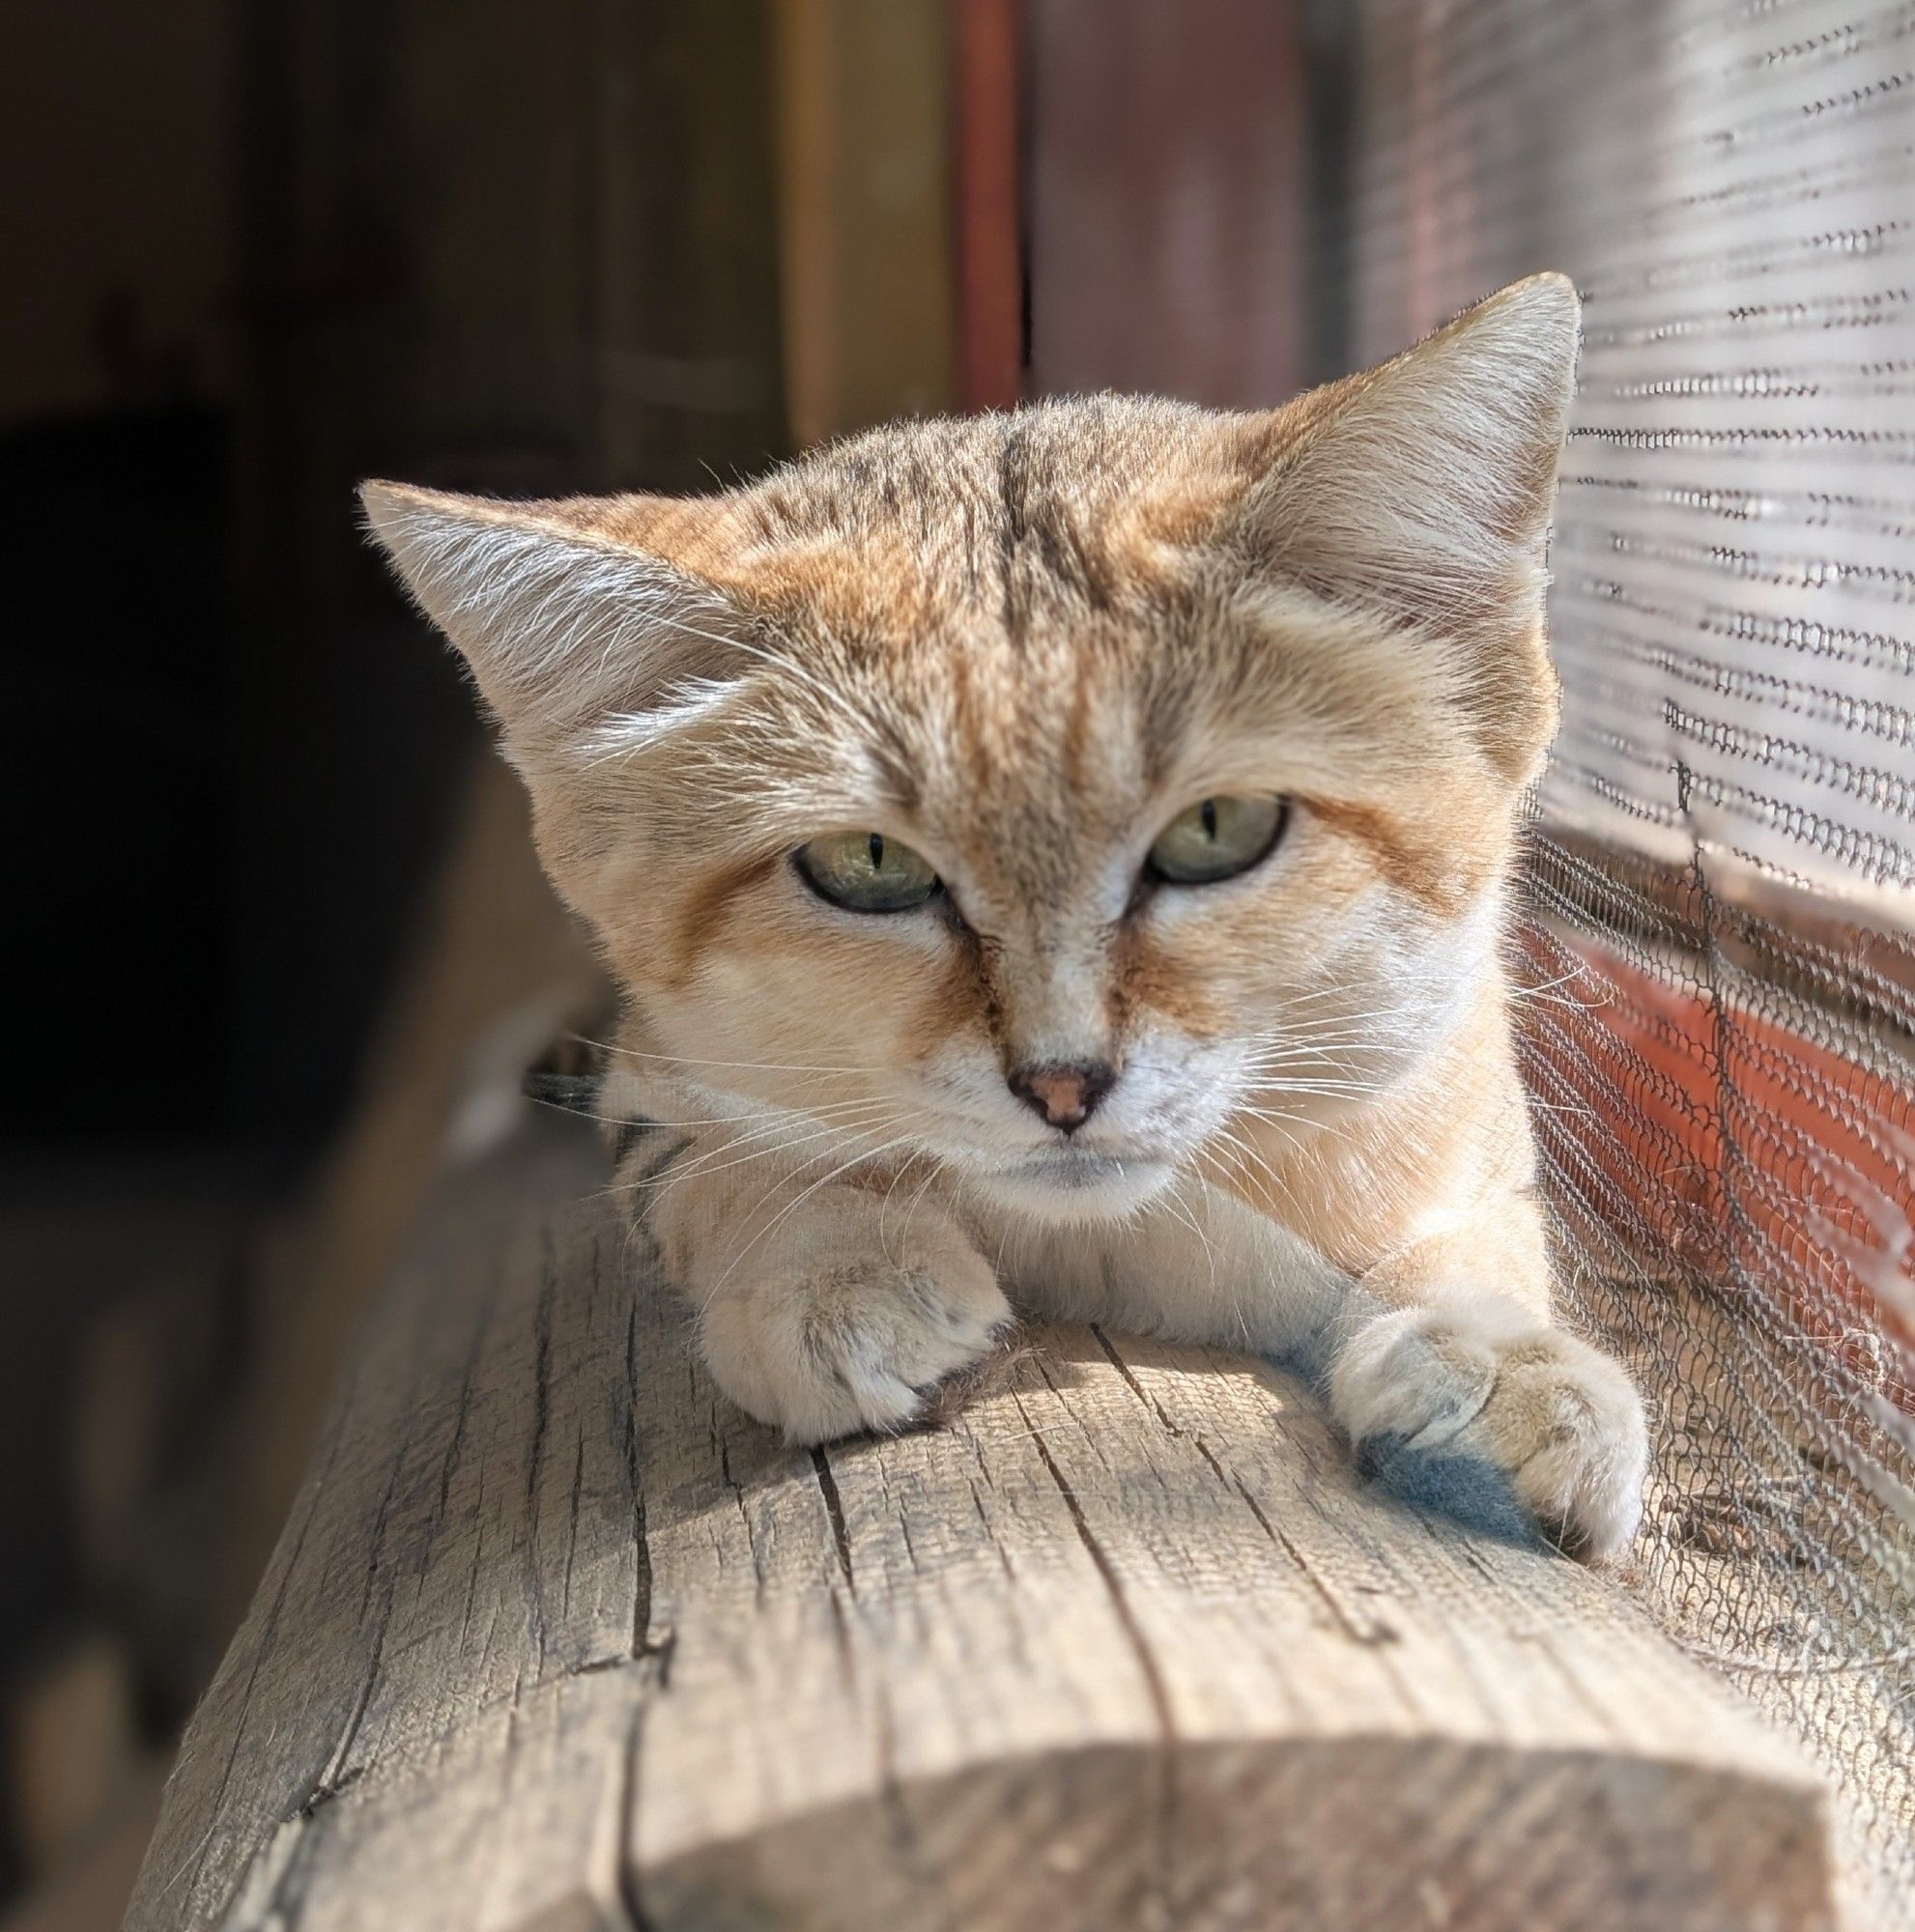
(696, 1196, 1014, 1444)
(1329, 1294, 1648, 1559)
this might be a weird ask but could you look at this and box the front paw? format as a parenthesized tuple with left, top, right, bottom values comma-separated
(697, 1204, 1014, 1444)
(1329, 1294, 1648, 1559)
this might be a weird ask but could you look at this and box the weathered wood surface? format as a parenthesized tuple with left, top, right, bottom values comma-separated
(125, 1112, 1840, 1932)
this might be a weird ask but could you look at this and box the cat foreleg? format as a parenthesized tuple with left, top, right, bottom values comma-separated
(651, 1159, 1013, 1444)
(1323, 1202, 1649, 1558)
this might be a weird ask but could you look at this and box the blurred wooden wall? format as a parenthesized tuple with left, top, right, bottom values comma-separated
(771, 0, 957, 443)
(1025, 0, 1313, 408)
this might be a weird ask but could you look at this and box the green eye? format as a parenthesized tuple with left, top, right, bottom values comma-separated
(1147, 794, 1287, 885)
(796, 830, 940, 913)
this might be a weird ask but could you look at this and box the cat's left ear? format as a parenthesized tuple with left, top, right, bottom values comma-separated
(1243, 273, 1580, 780)
(360, 481, 740, 752)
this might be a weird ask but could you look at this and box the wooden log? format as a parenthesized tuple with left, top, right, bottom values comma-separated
(124, 1112, 1841, 1932)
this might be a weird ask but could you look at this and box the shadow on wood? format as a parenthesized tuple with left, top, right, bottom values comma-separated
(123, 1114, 1838, 1932)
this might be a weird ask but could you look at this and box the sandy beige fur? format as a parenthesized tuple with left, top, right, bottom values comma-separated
(363, 273, 1648, 1558)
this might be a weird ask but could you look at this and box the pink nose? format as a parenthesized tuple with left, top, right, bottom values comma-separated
(1009, 1061, 1116, 1133)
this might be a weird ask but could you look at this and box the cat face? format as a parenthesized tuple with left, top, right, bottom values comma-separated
(366, 276, 1577, 1223)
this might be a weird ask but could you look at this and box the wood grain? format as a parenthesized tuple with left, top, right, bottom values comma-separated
(124, 1113, 1840, 1931)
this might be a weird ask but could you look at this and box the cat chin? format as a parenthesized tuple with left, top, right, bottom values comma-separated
(965, 1151, 1176, 1225)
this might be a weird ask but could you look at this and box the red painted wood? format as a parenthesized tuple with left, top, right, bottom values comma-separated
(1024, 0, 1311, 408)
(1523, 926, 1915, 1409)
(953, 0, 1024, 412)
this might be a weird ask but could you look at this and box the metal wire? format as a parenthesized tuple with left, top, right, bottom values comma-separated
(1345, 1, 1915, 1919)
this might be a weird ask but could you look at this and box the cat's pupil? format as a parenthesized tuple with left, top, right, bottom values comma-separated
(1200, 799, 1217, 840)
(870, 832, 885, 871)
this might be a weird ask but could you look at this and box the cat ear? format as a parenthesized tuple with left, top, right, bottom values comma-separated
(1243, 273, 1578, 780)
(359, 481, 739, 747)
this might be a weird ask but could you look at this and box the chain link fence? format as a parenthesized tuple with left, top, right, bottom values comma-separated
(1339, 1, 1915, 1918)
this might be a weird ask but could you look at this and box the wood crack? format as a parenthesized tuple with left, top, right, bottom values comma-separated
(1014, 1386, 1181, 1917)
(615, 1706, 661, 1932)
(524, 1235, 557, 1673)
(811, 1446, 858, 1596)
(624, 1297, 657, 1663)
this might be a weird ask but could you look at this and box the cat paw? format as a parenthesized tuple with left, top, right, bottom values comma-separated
(1329, 1294, 1648, 1559)
(696, 1202, 1014, 1444)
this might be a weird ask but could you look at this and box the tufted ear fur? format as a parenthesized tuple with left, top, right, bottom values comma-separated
(359, 481, 742, 753)
(1243, 273, 1580, 781)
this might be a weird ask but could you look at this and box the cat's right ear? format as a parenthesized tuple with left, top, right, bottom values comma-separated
(359, 482, 738, 748)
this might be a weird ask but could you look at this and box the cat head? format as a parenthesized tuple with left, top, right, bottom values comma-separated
(364, 274, 1577, 1222)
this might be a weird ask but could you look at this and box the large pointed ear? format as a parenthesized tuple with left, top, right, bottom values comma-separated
(359, 481, 739, 750)
(1243, 274, 1579, 775)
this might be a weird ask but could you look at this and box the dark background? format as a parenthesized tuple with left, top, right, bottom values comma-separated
(2, 4, 789, 1915)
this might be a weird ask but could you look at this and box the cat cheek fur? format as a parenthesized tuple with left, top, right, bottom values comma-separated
(362, 273, 1650, 1554)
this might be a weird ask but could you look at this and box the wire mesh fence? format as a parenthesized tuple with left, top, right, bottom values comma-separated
(1340, 0, 1915, 1918)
